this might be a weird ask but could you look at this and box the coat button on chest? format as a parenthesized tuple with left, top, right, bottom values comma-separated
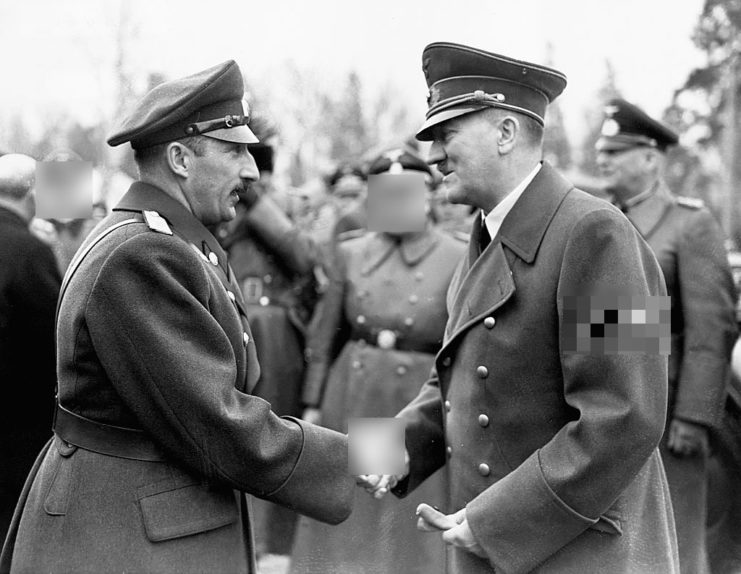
(476, 365, 489, 378)
(478, 414, 489, 427)
(444, 400, 451, 412)
(484, 316, 496, 329)
(396, 365, 407, 376)
(478, 463, 491, 477)
(441, 356, 451, 367)
(357, 315, 366, 325)
(446, 446, 453, 458)
(243, 332, 250, 347)
(227, 290, 236, 302)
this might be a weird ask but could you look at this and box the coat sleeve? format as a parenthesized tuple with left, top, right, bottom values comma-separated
(85, 232, 353, 524)
(673, 209, 738, 427)
(391, 367, 446, 496)
(465, 209, 669, 573)
(240, 195, 319, 275)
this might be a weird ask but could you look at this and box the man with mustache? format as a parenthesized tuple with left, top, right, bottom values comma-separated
(362, 42, 679, 573)
(1, 60, 353, 574)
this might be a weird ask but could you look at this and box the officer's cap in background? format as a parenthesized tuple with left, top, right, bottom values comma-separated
(247, 113, 278, 173)
(596, 98, 678, 153)
(107, 60, 258, 150)
(416, 42, 567, 141)
(368, 148, 432, 177)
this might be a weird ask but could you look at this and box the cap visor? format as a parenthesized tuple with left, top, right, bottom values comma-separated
(415, 105, 488, 141)
(204, 124, 259, 144)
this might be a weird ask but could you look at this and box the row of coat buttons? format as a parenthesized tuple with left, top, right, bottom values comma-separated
(444, 447, 491, 477)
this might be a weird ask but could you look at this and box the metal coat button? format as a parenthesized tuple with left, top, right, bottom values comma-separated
(478, 414, 490, 427)
(404, 317, 414, 327)
(208, 252, 219, 266)
(243, 332, 250, 346)
(442, 356, 451, 367)
(227, 291, 236, 302)
(396, 365, 407, 376)
(484, 316, 496, 329)
(259, 296, 270, 306)
(352, 360, 362, 369)
(357, 315, 366, 325)
(409, 294, 419, 304)
(478, 463, 491, 477)
(444, 400, 451, 412)
(476, 366, 489, 379)
(446, 446, 453, 457)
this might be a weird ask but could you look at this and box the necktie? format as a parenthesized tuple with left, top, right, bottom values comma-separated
(479, 220, 492, 252)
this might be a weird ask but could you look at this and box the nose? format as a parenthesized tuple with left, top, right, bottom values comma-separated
(240, 151, 260, 182)
(427, 140, 446, 169)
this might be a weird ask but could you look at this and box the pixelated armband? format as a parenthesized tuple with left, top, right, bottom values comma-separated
(561, 292, 670, 355)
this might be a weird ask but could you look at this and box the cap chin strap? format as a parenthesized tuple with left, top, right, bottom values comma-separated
(185, 114, 249, 136)
(426, 90, 545, 126)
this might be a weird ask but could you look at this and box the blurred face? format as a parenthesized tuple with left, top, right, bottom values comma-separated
(428, 112, 501, 208)
(184, 138, 259, 225)
(596, 146, 655, 199)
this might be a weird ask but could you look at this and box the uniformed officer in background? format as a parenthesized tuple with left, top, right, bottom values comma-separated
(290, 148, 466, 574)
(595, 98, 738, 574)
(215, 113, 322, 560)
(0, 60, 353, 574)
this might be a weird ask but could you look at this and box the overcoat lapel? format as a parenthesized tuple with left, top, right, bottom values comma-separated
(441, 162, 573, 349)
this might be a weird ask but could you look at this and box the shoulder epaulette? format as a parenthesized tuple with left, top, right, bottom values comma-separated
(142, 210, 173, 235)
(337, 228, 367, 242)
(676, 196, 704, 210)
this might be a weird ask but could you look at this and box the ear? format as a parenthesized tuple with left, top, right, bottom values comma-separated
(497, 115, 519, 155)
(165, 142, 191, 179)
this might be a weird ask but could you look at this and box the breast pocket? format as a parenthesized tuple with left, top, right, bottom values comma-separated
(136, 477, 238, 542)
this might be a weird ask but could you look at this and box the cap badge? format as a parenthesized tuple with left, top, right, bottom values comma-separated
(601, 119, 620, 137)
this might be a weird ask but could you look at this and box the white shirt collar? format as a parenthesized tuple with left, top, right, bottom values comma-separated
(483, 162, 541, 241)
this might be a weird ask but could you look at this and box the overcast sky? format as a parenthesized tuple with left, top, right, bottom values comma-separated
(0, 0, 707, 146)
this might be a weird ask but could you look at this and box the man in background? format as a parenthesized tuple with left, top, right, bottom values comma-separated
(0, 153, 61, 541)
(596, 98, 738, 574)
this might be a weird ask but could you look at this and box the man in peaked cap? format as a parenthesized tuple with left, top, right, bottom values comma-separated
(361, 42, 679, 573)
(1, 60, 354, 574)
(596, 98, 738, 574)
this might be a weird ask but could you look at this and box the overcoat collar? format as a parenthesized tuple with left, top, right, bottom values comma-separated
(360, 227, 440, 276)
(622, 181, 673, 239)
(496, 162, 574, 263)
(0, 205, 28, 229)
(443, 163, 573, 347)
(114, 182, 232, 279)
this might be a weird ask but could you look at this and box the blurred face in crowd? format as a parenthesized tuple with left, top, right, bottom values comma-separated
(427, 111, 503, 209)
(179, 137, 259, 225)
(596, 146, 659, 200)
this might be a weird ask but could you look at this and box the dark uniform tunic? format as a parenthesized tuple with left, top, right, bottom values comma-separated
(0, 183, 353, 574)
(290, 225, 466, 574)
(619, 183, 738, 574)
(0, 207, 60, 542)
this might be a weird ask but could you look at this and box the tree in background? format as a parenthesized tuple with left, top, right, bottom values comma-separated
(542, 42, 572, 171)
(576, 59, 621, 177)
(666, 0, 741, 245)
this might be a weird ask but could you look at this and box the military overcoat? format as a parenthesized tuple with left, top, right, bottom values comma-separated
(395, 164, 679, 574)
(0, 183, 353, 574)
(621, 183, 737, 573)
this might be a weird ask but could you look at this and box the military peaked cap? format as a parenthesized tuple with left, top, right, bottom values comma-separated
(416, 42, 567, 141)
(107, 60, 258, 150)
(596, 98, 678, 152)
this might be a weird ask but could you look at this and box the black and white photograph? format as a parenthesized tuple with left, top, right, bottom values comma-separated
(1, 0, 741, 572)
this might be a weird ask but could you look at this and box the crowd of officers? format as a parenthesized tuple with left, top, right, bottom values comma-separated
(0, 55, 740, 574)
